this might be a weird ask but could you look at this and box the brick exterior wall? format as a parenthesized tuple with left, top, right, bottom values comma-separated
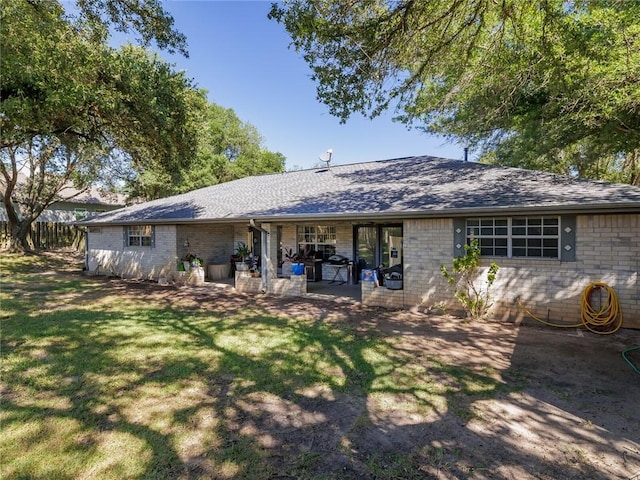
(482, 214, 639, 328)
(235, 271, 307, 296)
(176, 223, 237, 265)
(87, 223, 242, 280)
(87, 225, 178, 279)
(361, 282, 406, 309)
(87, 213, 638, 329)
(359, 215, 639, 329)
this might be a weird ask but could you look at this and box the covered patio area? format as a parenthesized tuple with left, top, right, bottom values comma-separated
(201, 274, 362, 303)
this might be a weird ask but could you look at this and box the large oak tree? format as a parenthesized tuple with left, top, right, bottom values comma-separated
(0, 0, 201, 251)
(270, 0, 640, 184)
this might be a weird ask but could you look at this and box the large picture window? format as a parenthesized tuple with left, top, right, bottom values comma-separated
(466, 217, 560, 259)
(126, 225, 154, 247)
(296, 225, 336, 260)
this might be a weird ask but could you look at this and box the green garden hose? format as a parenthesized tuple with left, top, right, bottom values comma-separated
(622, 345, 640, 375)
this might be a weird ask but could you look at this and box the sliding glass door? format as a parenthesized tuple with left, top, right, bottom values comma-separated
(354, 224, 403, 283)
(381, 225, 403, 269)
(355, 226, 377, 272)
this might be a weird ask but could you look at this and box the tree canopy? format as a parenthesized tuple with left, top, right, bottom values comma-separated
(270, 0, 640, 184)
(1, 0, 285, 251)
(0, 0, 199, 251)
(130, 102, 286, 200)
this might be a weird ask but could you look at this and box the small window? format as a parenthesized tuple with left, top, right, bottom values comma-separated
(126, 225, 154, 247)
(75, 208, 88, 220)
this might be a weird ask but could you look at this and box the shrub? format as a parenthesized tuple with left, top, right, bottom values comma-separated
(441, 239, 499, 320)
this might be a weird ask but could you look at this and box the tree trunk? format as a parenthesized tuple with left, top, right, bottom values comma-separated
(7, 218, 34, 253)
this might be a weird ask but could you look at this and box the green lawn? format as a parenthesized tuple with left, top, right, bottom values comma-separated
(1, 251, 512, 479)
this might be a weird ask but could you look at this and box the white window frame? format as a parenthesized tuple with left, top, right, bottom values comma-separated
(466, 216, 561, 259)
(296, 225, 337, 259)
(126, 225, 155, 248)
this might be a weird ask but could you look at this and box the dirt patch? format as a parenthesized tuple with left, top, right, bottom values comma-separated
(9, 251, 640, 479)
(75, 270, 640, 480)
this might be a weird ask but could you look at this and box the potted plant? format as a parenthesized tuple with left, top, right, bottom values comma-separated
(190, 255, 203, 268)
(181, 253, 202, 268)
(181, 253, 205, 285)
(234, 242, 251, 272)
(284, 247, 305, 275)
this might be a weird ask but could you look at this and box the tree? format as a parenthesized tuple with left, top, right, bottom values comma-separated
(128, 102, 286, 200)
(1, 0, 202, 251)
(70, 0, 188, 55)
(269, 1, 640, 184)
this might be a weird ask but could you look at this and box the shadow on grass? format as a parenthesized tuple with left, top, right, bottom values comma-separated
(2, 254, 639, 479)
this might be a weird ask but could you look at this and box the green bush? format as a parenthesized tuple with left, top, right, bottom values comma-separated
(441, 239, 499, 320)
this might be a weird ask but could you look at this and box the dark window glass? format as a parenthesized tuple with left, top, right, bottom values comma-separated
(465, 217, 559, 259)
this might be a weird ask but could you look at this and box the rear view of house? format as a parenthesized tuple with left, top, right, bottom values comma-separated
(79, 156, 640, 329)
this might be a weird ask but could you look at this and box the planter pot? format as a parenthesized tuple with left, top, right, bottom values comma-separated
(208, 263, 230, 280)
(281, 261, 293, 276)
(384, 273, 403, 290)
(385, 279, 403, 290)
(291, 263, 305, 275)
(235, 262, 249, 272)
(189, 266, 205, 286)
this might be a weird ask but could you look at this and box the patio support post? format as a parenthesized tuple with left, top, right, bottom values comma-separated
(251, 219, 273, 293)
(261, 224, 269, 292)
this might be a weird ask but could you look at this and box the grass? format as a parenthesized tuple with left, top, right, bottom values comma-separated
(0, 251, 518, 479)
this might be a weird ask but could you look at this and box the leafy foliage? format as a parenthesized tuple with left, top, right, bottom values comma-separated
(441, 240, 499, 321)
(234, 241, 252, 261)
(73, 0, 188, 55)
(270, 1, 640, 184)
(0, 0, 200, 251)
(130, 103, 286, 200)
(1, 1, 287, 250)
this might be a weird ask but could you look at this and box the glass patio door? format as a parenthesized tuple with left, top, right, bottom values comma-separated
(354, 224, 403, 283)
(354, 226, 377, 279)
(381, 226, 403, 269)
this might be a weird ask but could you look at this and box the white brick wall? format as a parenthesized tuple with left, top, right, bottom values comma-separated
(86, 213, 639, 329)
(87, 225, 178, 279)
(397, 215, 639, 329)
(176, 223, 237, 265)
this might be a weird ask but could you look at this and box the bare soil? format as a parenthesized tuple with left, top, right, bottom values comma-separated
(93, 272, 640, 480)
(22, 251, 640, 478)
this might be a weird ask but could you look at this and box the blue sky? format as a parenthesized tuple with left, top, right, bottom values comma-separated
(116, 1, 466, 170)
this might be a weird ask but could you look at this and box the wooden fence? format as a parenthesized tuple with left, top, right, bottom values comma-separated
(0, 221, 85, 250)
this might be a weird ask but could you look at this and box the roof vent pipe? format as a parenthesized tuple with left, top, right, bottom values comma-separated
(464, 147, 469, 162)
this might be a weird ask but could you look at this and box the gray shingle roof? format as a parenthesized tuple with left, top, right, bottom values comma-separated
(82, 155, 640, 225)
